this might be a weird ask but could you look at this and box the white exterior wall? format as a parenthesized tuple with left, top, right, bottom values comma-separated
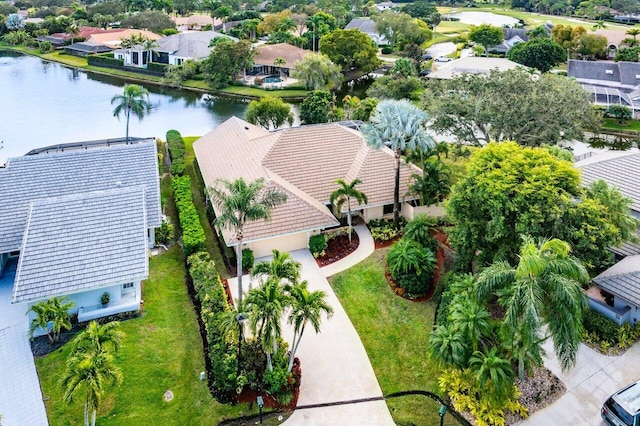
(247, 232, 310, 258)
(27, 281, 142, 337)
(363, 206, 384, 222)
(401, 203, 446, 221)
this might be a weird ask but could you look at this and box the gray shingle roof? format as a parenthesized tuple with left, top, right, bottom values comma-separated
(155, 31, 236, 59)
(568, 60, 640, 87)
(0, 141, 161, 254)
(13, 187, 149, 303)
(345, 18, 378, 35)
(593, 254, 640, 306)
(579, 152, 640, 213)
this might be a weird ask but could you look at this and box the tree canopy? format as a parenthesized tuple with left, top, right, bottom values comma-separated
(320, 29, 381, 73)
(374, 11, 432, 49)
(201, 39, 254, 89)
(292, 53, 342, 90)
(423, 68, 600, 146)
(507, 37, 566, 72)
(245, 96, 293, 130)
(120, 10, 174, 34)
(446, 142, 637, 271)
(469, 24, 503, 55)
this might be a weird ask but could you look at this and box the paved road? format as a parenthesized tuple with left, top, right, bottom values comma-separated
(0, 260, 48, 426)
(518, 338, 640, 425)
(228, 231, 394, 425)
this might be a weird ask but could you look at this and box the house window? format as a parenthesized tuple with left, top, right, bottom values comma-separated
(383, 203, 398, 215)
(175, 58, 183, 66)
(123, 283, 134, 289)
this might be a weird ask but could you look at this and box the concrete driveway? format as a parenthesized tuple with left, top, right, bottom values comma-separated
(519, 338, 640, 425)
(0, 259, 48, 426)
(228, 246, 394, 425)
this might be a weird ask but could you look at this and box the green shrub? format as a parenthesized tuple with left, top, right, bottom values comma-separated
(242, 248, 254, 271)
(147, 62, 168, 73)
(309, 234, 327, 258)
(166, 129, 186, 161)
(87, 53, 124, 67)
(583, 310, 620, 345)
(170, 158, 186, 176)
(154, 218, 175, 244)
(397, 272, 433, 296)
(163, 28, 178, 36)
(171, 175, 206, 256)
(368, 218, 405, 242)
(381, 46, 393, 54)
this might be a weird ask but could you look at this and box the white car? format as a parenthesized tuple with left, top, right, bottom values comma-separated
(434, 56, 453, 62)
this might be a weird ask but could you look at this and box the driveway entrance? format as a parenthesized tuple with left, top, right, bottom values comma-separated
(0, 259, 48, 425)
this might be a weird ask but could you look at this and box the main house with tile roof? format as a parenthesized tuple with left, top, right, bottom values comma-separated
(578, 151, 640, 325)
(0, 140, 161, 329)
(193, 117, 423, 258)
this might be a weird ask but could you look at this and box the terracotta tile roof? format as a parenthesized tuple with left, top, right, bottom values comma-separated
(253, 43, 312, 69)
(194, 117, 420, 245)
(86, 29, 162, 48)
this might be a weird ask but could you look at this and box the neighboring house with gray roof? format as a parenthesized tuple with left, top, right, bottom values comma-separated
(0, 140, 161, 329)
(153, 31, 237, 66)
(577, 151, 640, 324)
(568, 59, 640, 112)
(193, 117, 423, 259)
(344, 18, 387, 45)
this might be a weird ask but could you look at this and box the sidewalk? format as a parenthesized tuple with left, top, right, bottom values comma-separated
(228, 236, 394, 425)
(320, 225, 375, 278)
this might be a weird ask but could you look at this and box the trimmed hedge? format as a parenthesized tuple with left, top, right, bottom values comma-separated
(171, 175, 206, 256)
(87, 54, 124, 67)
(147, 62, 168, 73)
(166, 129, 186, 161)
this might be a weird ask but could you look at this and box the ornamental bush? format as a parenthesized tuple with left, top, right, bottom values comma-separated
(242, 248, 254, 271)
(166, 129, 186, 162)
(309, 234, 327, 257)
(169, 158, 185, 176)
(368, 218, 405, 242)
(171, 175, 206, 256)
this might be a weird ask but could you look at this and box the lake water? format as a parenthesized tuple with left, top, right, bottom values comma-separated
(444, 11, 520, 27)
(0, 51, 248, 163)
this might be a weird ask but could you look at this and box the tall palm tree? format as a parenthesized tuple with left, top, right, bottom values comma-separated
(361, 100, 435, 226)
(72, 321, 124, 356)
(342, 95, 361, 120)
(245, 278, 290, 371)
(209, 177, 287, 303)
(469, 347, 515, 405)
(61, 350, 123, 426)
(251, 249, 301, 286)
(111, 84, 152, 142)
(329, 178, 368, 242)
(475, 237, 589, 378)
(213, 5, 232, 32)
(29, 297, 75, 344)
(273, 57, 286, 79)
(286, 281, 333, 372)
(141, 37, 157, 65)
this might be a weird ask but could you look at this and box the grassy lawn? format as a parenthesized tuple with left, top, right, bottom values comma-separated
(329, 248, 459, 426)
(36, 246, 258, 425)
(218, 85, 308, 99)
(602, 117, 640, 132)
(183, 136, 231, 279)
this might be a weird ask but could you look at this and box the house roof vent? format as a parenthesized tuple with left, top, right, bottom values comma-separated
(606, 70, 614, 75)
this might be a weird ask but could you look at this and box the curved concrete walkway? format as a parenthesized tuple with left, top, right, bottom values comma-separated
(320, 225, 375, 278)
(228, 232, 394, 425)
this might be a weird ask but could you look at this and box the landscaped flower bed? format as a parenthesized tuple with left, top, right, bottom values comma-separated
(315, 232, 360, 267)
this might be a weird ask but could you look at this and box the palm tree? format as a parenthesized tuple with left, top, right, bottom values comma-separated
(475, 237, 589, 378)
(29, 297, 75, 344)
(251, 249, 301, 286)
(141, 36, 157, 66)
(361, 100, 435, 227)
(61, 350, 123, 426)
(209, 177, 287, 303)
(273, 57, 286, 79)
(387, 238, 436, 279)
(448, 295, 492, 352)
(586, 179, 638, 243)
(286, 281, 333, 372)
(469, 347, 515, 405)
(342, 95, 360, 120)
(213, 5, 232, 32)
(111, 84, 152, 142)
(428, 324, 468, 369)
(329, 178, 368, 242)
(72, 321, 124, 356)
(627, 28, 640, 43)
(245, 278, 290, 371)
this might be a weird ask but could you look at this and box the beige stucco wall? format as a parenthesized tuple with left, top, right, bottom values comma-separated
(246, 231, 310, 258)
(363, 206, 384, 222)
(402, 203, 446, 220)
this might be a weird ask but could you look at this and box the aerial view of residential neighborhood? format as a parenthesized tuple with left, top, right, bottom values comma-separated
(3, 0, 640, 423)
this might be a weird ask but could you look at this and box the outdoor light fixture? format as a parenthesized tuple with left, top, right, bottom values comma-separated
(439, 404, 447, 426)
(257, 396, 264, 425)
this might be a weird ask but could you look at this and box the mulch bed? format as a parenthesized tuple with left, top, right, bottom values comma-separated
(374, 235, 402, 250)
(506, 366, 566, 424)
(315, 233, 360, 267)
(235, 358, 302, 410)
(31, 324, 83, 356)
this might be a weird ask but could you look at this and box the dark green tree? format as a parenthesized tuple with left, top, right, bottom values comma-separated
(299, 90, 332, 124)
(469, 24, 503, 56)
(245, 96, 293, 129)
(201, 39, 254, 89)
(320, 29, 381, 73)
(507, 37, 566, 72)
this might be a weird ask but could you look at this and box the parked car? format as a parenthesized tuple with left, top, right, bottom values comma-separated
(422, 53, 433, 60)
(434, 56, 453, 62)
(602, 380, 640, 426)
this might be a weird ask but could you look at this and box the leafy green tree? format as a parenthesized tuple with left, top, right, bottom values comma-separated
(391, 57, 416, 77)
(61, 350, 123, 426)
(366, 75, 422, 101)
(111, 84, 152, 142)
(329, 178, 368, 242)
(423, 68, 600, 146)
(606, 104, 633, 124)
(375, 11, 432, 49)
(299, 90, 332, 124)
(245, 96, 293, 130)
(352, 97, 378, 121)
(121, 10, 175, 34)
(209, 177, 287, 303)
(402, 2, 441, 29)
(320, 29, 381, 73)
(292, 53, 342, 90)
(409, 158, 452, 205)
(71, 321, 124, 356)
(28, 297, 75, 344)
(246, 278, 290, 371)
(475, 237, 589, 377)
(507, 37, 566, 72)
(469, 24, 503, 56)
(286, 281, 333, 372)
(362, 99, 434, 226)
(251, 249, 301, 286)
(551, 24, 586, 55)
(577, 33, 607, 59)
(305, 11, 337, 51)
(201, 39, 254, 89)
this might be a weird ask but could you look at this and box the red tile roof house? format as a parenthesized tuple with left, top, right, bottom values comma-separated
(193, 117, 425, 258)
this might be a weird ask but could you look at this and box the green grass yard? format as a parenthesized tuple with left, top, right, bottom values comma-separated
(35, 246, 257, 425)
(329, 248, 459, 426)
(602, 117, 640, 132)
